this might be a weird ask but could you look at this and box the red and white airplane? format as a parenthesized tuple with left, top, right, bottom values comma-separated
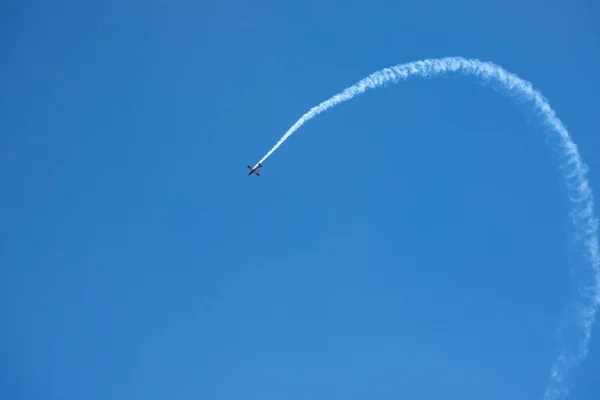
(247, 163, 262, 176)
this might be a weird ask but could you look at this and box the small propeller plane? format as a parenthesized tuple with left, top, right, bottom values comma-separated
(247, 163, 263, 176)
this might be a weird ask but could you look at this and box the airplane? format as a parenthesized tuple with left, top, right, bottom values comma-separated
(247, 163, 263, 176)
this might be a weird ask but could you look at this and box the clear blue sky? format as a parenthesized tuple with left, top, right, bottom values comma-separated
(2, 0, 600, 399)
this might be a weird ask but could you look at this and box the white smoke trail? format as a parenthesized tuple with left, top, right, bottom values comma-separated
(254, 57, 600, 399)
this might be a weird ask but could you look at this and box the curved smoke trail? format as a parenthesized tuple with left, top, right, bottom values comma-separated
(254, 57, 600, 399)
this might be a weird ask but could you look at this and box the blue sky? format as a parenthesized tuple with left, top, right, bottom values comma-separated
(2, 0, 600, 399)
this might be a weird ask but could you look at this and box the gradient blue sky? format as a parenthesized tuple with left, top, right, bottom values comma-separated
(2, 0, 600, 399)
